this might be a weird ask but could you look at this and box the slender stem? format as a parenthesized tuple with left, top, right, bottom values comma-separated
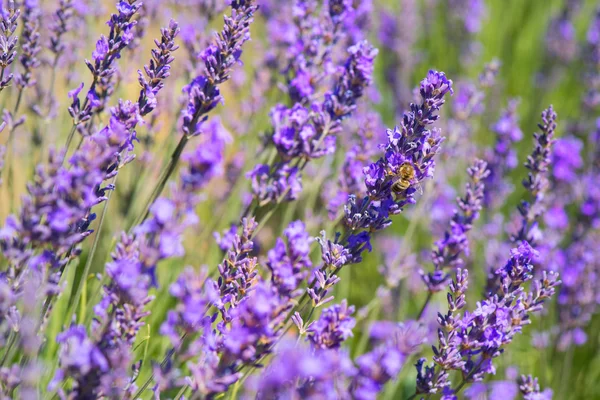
(129, 134, 189, 231)
(133, 339, 184, 399)
(416, 292, 433, 321)
(13, 88, 23, 115)
(0, 331, 16, 367)
(452, 358, 486, 395)
(175, 386, 189, 400)
(60, 125, 77, 165)
(559, 344, 574, 400)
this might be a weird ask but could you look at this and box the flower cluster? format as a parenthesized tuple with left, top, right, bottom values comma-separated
(0, 1, 597, 399)
(249, 40, 378, 205)
(346, 70, 453, 237)
(416, 243, 560, 396)
(69, 1, 142, 129)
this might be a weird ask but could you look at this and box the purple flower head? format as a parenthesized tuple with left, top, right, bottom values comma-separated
(216, 217, 259, 319)
(518, 375, 553, 400)
(267, 220, 313, 297)
(352, 321, 426, 399)
(512, 106, 557, 246)
(307, 300, 355, 349)
(73, 0, 142, 121)
(495, 242, 537, 284)
(546, 10, 577, 63)
(14, 0, 41, 90)
(0, 3, 20, 91)
(255, 340, 355, 399)
(92, 36, 110, 62)
(53, 325, 110, 395)
(248, 162, 302, 203)
(325, 41, 378, 122)
(270, 103, 314, 160)
(137, 19, 180, 116)
(179, 0, 258, 137)
(552, 136, 583, 182)
(160, 267, 219, 345)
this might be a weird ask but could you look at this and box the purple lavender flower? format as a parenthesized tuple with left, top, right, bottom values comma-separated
(53, 326, 109, 392)
(48, 0, 75, 60)
(222, 282, 290, 366)
(250, 40, 377, 205)
(267, 220, 313, 298)
(0, 0, 19, 91)
(484, 99, 523, 208)
(414, 244, 560, 396)
(137, 19, 179, 116)
(0, 119, 132, 285)
(1, 15, 180, 291)
(422, 160, 489, 293)
(180, 0, 258, 137)
(512, 106, 557, 246)
(69, 1, 141, 128)
(518, 375, 553, 400)
(307, 71, 452, 308)
(546, 8, 577, 64)
(351, 321, 427, 399)
(160, 267, 219, 346)
(254, 340, 355, 399)
(345, 70, 452, 238)
(307, 300, 355, 349)
(215, 217, 259, 318)
(552, 136, 583, 182)
(267, 0, 356, 105)
(247, 162, 302, 204)
(14, 0, 41, 91)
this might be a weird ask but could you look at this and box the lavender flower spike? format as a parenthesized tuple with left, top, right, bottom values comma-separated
(422, 160, 489, 292)
(69, 0, 141, 128)
(181, 0, 258, 137)
(0, 0, 20, 92)
(307, 300, 356, 350)
(345, 70, 453, 237)
(48, 0, 74, 60)
(513, 106, 557, 245)
(518, 375, 553, 400)
(137, 19, 179, 116)
(14, 0, 41, 91)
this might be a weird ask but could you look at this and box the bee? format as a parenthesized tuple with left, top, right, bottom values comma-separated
(390, 162, 423, 195)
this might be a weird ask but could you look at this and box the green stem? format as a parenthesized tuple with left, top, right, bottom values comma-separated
(129, 134, 189, 231)
(0, 331, 17, 367)
(416, 292, 433, 321)
(61, 125, 77, 165)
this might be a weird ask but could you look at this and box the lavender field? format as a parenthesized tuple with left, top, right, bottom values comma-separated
(0, 0, 597, 398)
